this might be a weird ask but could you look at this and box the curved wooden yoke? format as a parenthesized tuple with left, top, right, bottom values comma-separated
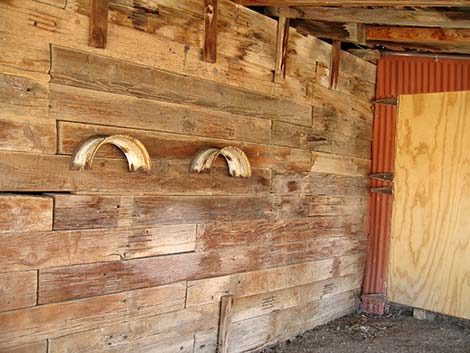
(71, 135, 152, 173)
(191, 146, 251, 177)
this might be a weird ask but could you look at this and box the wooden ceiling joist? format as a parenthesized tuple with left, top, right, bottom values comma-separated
(293, 20, 365, 43)
(266, 6, 470, 29)
(233, 0, 470, 7)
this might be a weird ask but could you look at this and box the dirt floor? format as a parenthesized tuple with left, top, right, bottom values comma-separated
(263, 309, 470, 353)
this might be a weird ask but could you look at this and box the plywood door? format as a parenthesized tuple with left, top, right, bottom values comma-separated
(389, 90, 470, 320)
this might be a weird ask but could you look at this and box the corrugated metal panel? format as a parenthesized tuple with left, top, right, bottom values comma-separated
(363, 55, 470, 302)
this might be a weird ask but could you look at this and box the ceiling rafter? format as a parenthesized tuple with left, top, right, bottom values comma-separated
(233, 0, 470, 7)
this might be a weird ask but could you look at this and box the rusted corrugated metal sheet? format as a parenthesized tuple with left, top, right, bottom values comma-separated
(363, 54, 470, 313)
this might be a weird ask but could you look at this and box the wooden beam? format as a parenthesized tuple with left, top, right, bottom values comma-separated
(348, 49, 380, 64)
(372, 41, 470, 55)
(234, 0, 470, 7)
(266, 7, 470, 29)
(329, 40, 341, 89)
(274, 16, 290, 82)
(88, 0, 108, 48)
(292, 20, 365, 43)
(218, 295, 234, 353)
(366, 26, 470, 45)
(203, 0, 218, 63)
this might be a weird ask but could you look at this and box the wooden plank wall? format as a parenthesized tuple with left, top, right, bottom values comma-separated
(0, 0, 376, 352)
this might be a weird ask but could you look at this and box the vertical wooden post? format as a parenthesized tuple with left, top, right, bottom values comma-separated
(89, 0, 109, 48)
(329, 40, 341, 89)
(203, 0, 218, 63)
(218, 295, 233, 353)
(274, 16, 290, 83)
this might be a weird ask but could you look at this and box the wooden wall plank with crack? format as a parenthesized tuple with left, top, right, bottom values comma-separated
(52, 194, 274, 230)
(0, 225, 197, 272)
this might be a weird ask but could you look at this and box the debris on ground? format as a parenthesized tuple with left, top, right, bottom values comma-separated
(262, 309, 470, 353)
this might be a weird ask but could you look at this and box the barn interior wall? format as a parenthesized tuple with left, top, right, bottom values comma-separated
(0, 1, 376, 352)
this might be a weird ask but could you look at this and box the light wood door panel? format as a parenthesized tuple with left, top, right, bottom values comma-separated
(389, 90, 470, 319)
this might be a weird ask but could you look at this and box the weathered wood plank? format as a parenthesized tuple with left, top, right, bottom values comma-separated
(38, 247, 270, 303)
(0, 195, 53, 234)
(0, 74, 55, 153)
(51, 85, 272, 144)
(194, 329, 218, 353)
(305, 236, 367, 261)
(366, 26, 470, 45)
(232, 273, 362, 322)
(273, 118, 369, 156)
(196, 216, 365, 251)
(272, 114, 372, 158)
(228, 289, 359, 353)
(0, 224, 196, 272)
(0, 282, 186, 350)
(274, 195, 369, 220)
(293, 19, 364, 43)
(51, 46, 312, 126)
(89, 0, 109, 48)
(316, 63, 376, 102)
(218, 295, 233, 353)
(338, 253, 366, 277)
(0, 151, 270, 195)
(52, 333, 195, 353)
(58, 121, 310, 172)
(312, 83, 373, 122)
(53, 194, 273, 230)
(0, 271, 37, 312)
(311, 151, 370, 177)
(267, 6, 470, 29)
(186, 258, 337, 307)
(48, 303, 218, 353)
(203, 0, 218, 63)
(272, 172, 369, 196)
(310, 196, 368, 219)
(7, 341, 47, 353)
